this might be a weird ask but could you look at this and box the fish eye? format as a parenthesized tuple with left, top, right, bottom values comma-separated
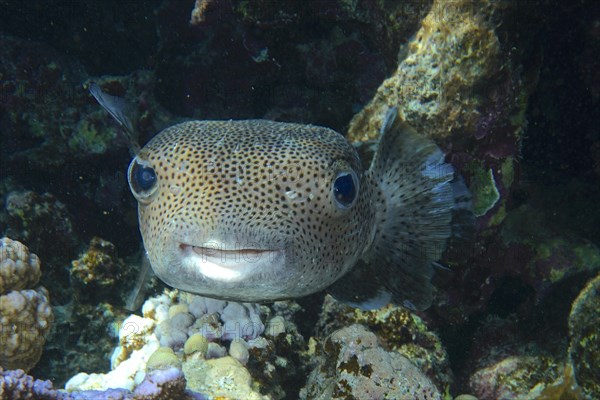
(128, 158, 158, 202)
(332, 170, 359, 209)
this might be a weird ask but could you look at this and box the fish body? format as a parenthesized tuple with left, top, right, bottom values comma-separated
(91, 84, 470, 310)
(131, 119, 375, 302)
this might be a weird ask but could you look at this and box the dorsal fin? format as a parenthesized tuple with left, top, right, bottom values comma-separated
(88, 82, 140, 155)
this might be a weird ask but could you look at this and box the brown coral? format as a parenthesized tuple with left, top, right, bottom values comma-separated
(0, 237, 53, 372)
(71, 237, 122, 287)
(70, 236, 138, 304)
(0, 237, 41, 294)
(0, 288, 53, 371)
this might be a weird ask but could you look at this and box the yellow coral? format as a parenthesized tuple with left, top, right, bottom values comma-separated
(146, 347, 182, 372)
(168, 303, 189, 318)
(184, 333, 209, 356)
(184, 356, 268, 400)
(347, 0, 501, 143)
(70, 237, 119, 286)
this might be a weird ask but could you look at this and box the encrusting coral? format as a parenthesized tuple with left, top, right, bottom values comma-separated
(315, 295, 452, 391)
(347, 0, 503, 142)
(568, 273, 600, 399)
(301, 324, 441, 399)
(66, 290, 272, 399)
(0, 237, 53, 372)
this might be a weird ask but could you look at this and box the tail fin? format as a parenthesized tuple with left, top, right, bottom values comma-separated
(329, 108, 471, 311)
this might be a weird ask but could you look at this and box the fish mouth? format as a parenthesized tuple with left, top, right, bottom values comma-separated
(179, 242, 283, 282)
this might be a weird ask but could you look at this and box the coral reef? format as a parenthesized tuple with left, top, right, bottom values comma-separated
(502, 205, 600, 303)
(0, 289, 53, 371)
(0, 367, 62, 400)
(467, 342, 585, 399)
(0, 33, 172, 259)
(0, 236, 41, 293)
(468, 354, 562, 399)
(37, 302, 126, 387)
(433, 182, 600, 332)
(183, 356, 267, 400)
(1, 1, 599, 399)
(0, 366, 207, 399)
(533, 363, 585, 400)
(316, 295, 452, 391)
(146, 347, 181, 372)
(0, 238, 53, 372)
(133, 367, 203, 400)
(245, 307, 309, 399)
(0, 34, 170, 168)
(32, 235, 155, 387)
(462, 306, 592, 400)
(301, 324, 441, 399)
(346, 0, 536, 233)
(0, 34, 99, 167)
(4, 191, 76, 263)
(2, 189, 79, 307)
(70, 237, 138, 304)
(568, 273, 600, 399)
(67, 290, 307, 399)
(348, 0, 503, 141)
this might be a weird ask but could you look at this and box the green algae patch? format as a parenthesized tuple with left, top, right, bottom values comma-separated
(69, 119, 115, 154)
(536, 239, 600, 284)
(573, 243, 600, 271)
(500, 157, 515, 189)
(468, 164, 500, 217)
(488, 204, 507, 227)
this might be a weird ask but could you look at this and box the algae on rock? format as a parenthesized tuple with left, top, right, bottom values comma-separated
(347, 0, 503, 142)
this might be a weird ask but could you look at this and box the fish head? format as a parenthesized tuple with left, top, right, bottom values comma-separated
(128, 120, 375, 302)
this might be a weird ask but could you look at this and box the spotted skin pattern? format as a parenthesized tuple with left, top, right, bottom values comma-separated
(129, 120, 377, 302)
(89, 79, 466, 309)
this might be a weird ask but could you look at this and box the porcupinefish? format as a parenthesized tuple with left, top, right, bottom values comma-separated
(90, 83, 471, 311)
